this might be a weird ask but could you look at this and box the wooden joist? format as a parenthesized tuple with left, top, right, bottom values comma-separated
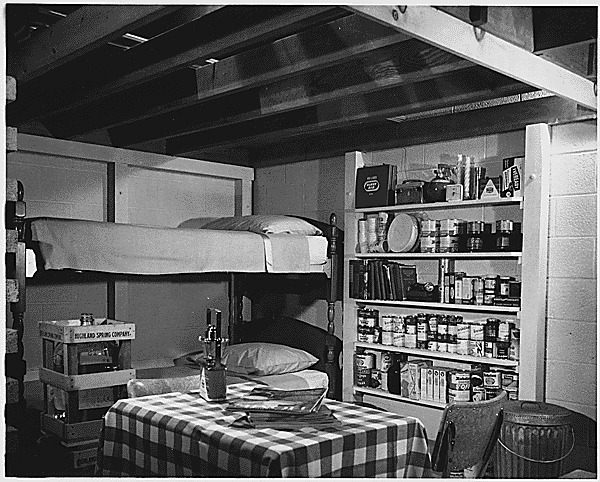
(7, 5, 181, 83)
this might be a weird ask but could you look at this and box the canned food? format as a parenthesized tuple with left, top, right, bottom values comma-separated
(483, 371, 501, 388)
(440, 219, 461, 236)
(439, 235, 458, 253)
(420, 234, 438, 253)
(355, 367, 371, 387)
(381, 315, 396, 332)
(370, 369, 382, 389)
(381, 331, 394, 346)
(498, 277, 511, 298)
(393, 316, 405, 333)
(437, 341, 448, 353)
(470, 321, 485, 341)
(449, 371, 471, 402)
(457, 322, 471, 340)
(355, 352, 375, 369)
(484, 341, 498, 358)
(484, 275, 498, 291)
(392, 331, 405, 347)
(468, 340, 484, 357)
(380, 352, 393, 372)
(473, 278, 484, 305)
(456, 339, 470, 355)
(358, 308, 379, 328)
(472, 386, 486, 402)
(421, 219, 439, 235)
(497, 320, 511, 342)
(404, 333, 417, 349)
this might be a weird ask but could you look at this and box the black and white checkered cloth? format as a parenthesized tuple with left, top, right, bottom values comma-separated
(96, 382, 430, 477)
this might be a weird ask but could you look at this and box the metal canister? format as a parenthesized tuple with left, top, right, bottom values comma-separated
(358, 308, 379, 328)
(448, 370, 471, 402)
(381, 314, 396, 332)
(473, 277, 485, 305)
(439, 220, 459, 252)
(357, 326, 376, 343)
(496, 402, 574, 479)
(381, 331, 394, 346)
(416, 313, 429, 349)
(427, 314, 438, 351)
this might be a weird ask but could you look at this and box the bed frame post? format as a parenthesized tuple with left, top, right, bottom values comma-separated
(228, 273, 244, 344)
(326, 213, 340, 399)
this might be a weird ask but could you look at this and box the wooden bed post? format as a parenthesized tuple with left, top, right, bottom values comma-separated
(326, 213, 340, 399)
(228, 273, 244, 344)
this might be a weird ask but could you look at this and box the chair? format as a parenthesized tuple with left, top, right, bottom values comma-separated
(127, 374, 203, 398)
(430, 389, 508, 478)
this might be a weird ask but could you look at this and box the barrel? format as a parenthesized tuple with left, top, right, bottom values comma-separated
(495, 401, 574, 478)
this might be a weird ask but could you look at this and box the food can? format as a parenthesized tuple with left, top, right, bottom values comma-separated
(484, 275, 498, 291)
(355, 367, 371, 387)
(484, 340, 498, 358)
(440, 218, 461, 236)
(370, 369, 382, 389)
(404, 333, 417, 349)
(497, 320, 511, 342)
(456, 339, 470, 355)
(499, 276, 511, 298)
(357, 326, 376, 343)
(449, 371, 471, 402)
(469, 340, 484, 357)
(483, 371, 501, 388)
(420, 234, 438, 253)
(472, 386, 486, 402)
(439, 235, 458, 253)
(470, 321, 485, 341)
(381, 330, 394, 346)
(355, 352, 376, 369)
(393, 316, 405, 333)
(380, 352, 393, 372)
(437, 341, 448, 353)
(457, 322, 471, 340)
(428, 340, 438, 352)
(392, 331, 405, 347)
(462, 277, 474, 304)
(496, 341, 510, 359)
(358, 308, 379, 328)
(473, 278, 485, 305)
(381, 315, 396, 332)
(421, 219, 439, 235)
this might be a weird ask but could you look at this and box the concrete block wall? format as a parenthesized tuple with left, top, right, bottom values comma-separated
(254, 157, 345, 339)
(547, 119, 597, 472)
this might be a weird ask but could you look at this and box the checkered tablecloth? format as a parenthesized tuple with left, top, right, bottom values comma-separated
(96, 382, 430, 478)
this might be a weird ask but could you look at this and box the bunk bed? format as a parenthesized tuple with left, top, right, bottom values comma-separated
(25, 213, 343, 399)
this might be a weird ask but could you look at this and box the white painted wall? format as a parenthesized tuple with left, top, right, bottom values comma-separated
(6, 134, 253, 378)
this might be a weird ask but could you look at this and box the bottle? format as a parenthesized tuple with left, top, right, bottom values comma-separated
(437, 315, 448, 352)
(416, 313, 428, 349)
(387, 354, 402, 395)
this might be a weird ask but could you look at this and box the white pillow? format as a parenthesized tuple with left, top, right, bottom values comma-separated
(222, 342, 318, 376)
(198, 215, 322, 236)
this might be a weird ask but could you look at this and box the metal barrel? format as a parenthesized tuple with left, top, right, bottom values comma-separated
(495, 401, 574, 478)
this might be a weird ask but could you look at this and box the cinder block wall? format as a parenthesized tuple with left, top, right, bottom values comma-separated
(547, 119, 597, 472)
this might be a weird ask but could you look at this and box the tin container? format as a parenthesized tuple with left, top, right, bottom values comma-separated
(355, 352, 375, 370)
(392, 331, 405, 347)
(381, 314, 396, 332)
(358, 308, 379, 328)
(381, 331, 394, 346)
(496, 402, 574, 479)
(448, 371, 471, 402)
(470, 321, 485, 341)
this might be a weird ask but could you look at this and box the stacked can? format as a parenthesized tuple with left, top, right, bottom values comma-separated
(404, 315, 417, 348)
(416, 313, 429, 349)
(484, 275, 498, 305)
(357, 308, 379, 343)
(355, 348, 375, 387)
(456, 318, 471, 355)
(380, 314, 396, 346)
(439, 219, 461, 253)
(427, 314, 438, 351)
(420, 219, 439, 253)
(393, 316, 405, 348)
(469, 320, 485, 357)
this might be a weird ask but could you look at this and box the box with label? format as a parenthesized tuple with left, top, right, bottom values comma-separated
(355, 164, 397, 208)
(408, 360, 432, 400)
(501, 156, 523, 198)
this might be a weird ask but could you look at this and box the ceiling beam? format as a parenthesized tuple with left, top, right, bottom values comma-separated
(109, 46, 473, 147)
(167, 67, 529, 155)
(14, 6, 343, 126)
(40, 13, 409, 140)
(246, 94, 582, 167)
(7, 5, 181, 82)
(346, 5, 597, 110)
(195, 13, 410, 101)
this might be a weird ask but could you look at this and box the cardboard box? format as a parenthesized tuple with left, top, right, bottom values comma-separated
(501, 157, 523, 198)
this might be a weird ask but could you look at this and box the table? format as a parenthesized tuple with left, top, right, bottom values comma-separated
(96, 382, 430, 477)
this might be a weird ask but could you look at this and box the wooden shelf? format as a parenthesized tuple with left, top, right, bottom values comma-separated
(354, 386, 447, 409)
(355, 251, 522, 259)
(355, 341, 519, 367)
(354, 299, 521, 314)
(356, 197, 523, 214)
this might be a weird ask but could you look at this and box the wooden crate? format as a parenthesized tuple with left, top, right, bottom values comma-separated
(38, 318, 135, 444)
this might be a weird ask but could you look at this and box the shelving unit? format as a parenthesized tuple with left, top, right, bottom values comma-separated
(343, 124, 551, 437)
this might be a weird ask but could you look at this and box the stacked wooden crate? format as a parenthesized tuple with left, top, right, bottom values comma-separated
(38, 318, 136, 470)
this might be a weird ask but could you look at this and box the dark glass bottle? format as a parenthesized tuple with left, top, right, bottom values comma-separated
(387, 354, 402, 395)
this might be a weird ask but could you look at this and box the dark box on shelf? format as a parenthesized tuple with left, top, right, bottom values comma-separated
(355, 164, 397, 208)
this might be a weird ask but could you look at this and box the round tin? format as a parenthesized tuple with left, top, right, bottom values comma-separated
(355, 352, 375, 369)
(381, 330, 394, 346)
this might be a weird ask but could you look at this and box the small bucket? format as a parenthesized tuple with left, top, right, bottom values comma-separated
(495, 400, 574, 478)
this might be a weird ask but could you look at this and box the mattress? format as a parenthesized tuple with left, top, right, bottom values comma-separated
(135, 365, 329, 391)
(29, 217, 329, 275)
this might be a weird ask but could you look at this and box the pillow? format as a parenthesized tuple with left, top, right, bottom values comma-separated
(221, 342, 318, 376)
(198, 215, 322, 236)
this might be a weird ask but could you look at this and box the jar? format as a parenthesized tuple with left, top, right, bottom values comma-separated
(80, 313, 95, 326)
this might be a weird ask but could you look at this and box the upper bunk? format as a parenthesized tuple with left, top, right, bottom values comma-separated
(5, 5, 596, 170)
